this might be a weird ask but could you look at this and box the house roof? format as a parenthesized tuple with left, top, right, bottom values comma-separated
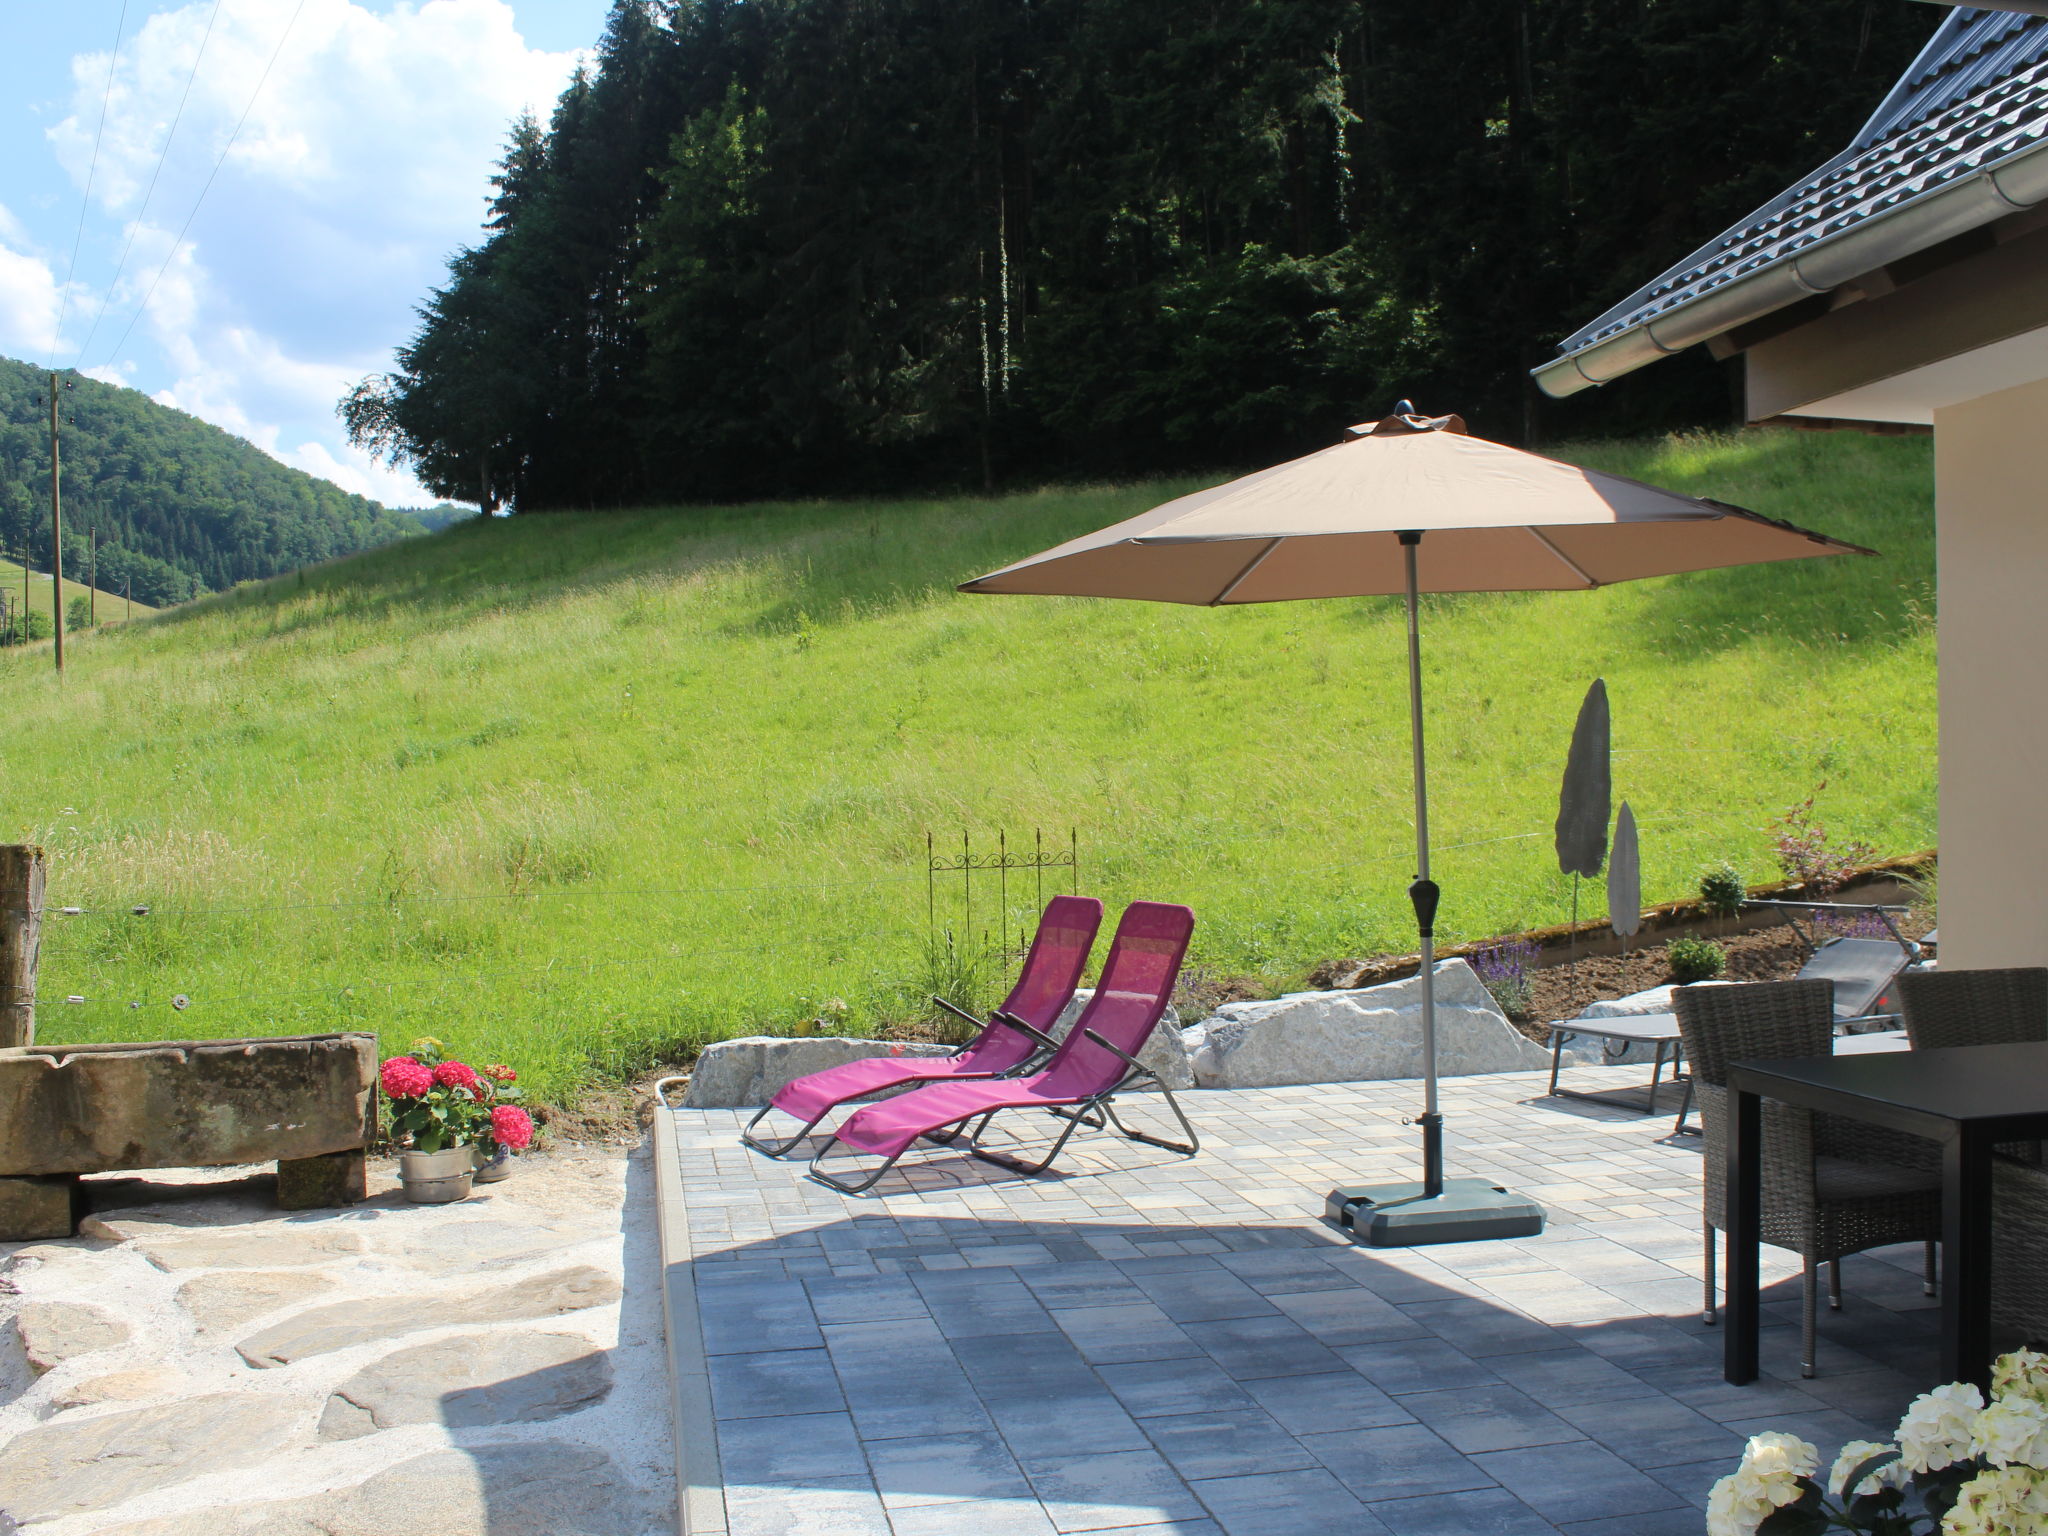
(1535, 6, 2048, 399)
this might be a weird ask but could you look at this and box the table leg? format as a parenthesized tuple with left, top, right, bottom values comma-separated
(1941, 1126, 1993, 1391)
(1548, 1031, 1568, 1095)
(1647, 1043, 1668, 1115)
(1725, 1086, 1761, 1384)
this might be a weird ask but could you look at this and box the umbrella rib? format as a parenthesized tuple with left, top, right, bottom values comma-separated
(1209, 537, 1283, 605)
(1527, 528, 1599, 588)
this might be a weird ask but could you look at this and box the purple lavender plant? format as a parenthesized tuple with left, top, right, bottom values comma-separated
(1813, 909, 1891, 943)
(1471, 938, 1540, 1018)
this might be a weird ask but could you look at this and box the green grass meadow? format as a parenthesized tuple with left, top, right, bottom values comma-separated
(3, 428, 1934, 1105)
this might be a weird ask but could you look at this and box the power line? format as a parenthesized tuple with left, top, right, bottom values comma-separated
(49, 1, 130, 369)
(72, 0, 224, 369)
(99, 0, 309, 372)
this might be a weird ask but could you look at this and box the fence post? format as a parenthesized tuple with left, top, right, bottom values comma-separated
(0, 845, 44, 1048)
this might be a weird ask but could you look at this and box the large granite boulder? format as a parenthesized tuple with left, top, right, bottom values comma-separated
(683, 1036, 953, 1109)
(1052, 991, 1192, 1090)
(1182, 959, 1549, 1089)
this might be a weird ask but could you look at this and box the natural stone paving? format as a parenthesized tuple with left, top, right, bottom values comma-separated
(317, 1329, 613, 1437)
(667, 1062, 1941, 1536)
(0, 1149, 671, 1534)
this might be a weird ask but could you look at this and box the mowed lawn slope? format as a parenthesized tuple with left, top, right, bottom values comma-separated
(6, 429, 1933, 1104)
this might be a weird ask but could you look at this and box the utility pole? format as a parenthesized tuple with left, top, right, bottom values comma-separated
(46, 372, 64, 676)
(88, 525, 96, 627)
(19, 544, 26, 645)
(124, 575, 131, 621)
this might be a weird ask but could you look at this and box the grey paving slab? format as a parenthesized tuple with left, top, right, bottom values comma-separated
(1097, 1357, 1258, 1419)
(1241, 1370, 1412, 1434)
(886, 1496, 1059, 1535)
(1557, 1393, 1747, 1470)
(1337, 1337, 1501, 1394)
(1055, 1301, 1203, 1364)
(1473, 1441, 1684, 1525)
(716, 1411, 870, 1483)
(1181, 1314, 1347, 1381)
(722, 1473, 891, 1536)
(861, 1430, 1033, 1508)
(1300, 1421, 1497, 1502)
(665, 1064, 1959, 1536)
(1364, 1486, 1562, 1535)
(1140, 1408, 1322, 1480)
(1395, 1383, 1584, 1454)
(1187, 1467, 1389, 1536)
(708, 1347, 845, 1420)
(1024, 1448, 1212, 1533)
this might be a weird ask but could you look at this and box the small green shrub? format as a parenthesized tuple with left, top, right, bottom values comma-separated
(1698, 862, 1746, 919)
(1668, 935, 1727, 984)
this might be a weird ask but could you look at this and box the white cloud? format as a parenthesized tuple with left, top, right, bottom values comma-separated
(0, 204, 63, 362)
(49, 0, 587, 504)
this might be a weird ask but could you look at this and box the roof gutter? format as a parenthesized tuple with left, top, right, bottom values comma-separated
(1533, 133, 2048, 399)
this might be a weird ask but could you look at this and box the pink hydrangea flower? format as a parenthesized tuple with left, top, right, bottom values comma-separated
(380, 1056, 434, 1099)
(490, 1105, 534, 1151)
(433, 1060, 480, 1092)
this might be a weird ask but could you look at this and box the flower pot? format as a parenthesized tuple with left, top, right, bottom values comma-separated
(472, 1144, 514, 1183)
(398, 1145, 475, 1204)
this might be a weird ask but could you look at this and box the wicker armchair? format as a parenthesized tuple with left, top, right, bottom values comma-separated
(1900, 966, 2048, 1164)
(1676, 979, 1941, 1377)
(1991, 1153, 2048, 1351)
(1899, 967, 2048, 1049)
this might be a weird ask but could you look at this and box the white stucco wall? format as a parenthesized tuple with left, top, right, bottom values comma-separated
(1933, 375, 2048, 971)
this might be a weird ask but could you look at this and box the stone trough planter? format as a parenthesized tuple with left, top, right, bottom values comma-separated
(0, 1032, 378, 1240)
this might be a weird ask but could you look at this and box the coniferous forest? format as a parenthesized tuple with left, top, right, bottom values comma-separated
(0, 358, 421, 604)
(345, 0, 1937, 511)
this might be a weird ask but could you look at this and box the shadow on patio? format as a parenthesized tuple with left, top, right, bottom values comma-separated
(664, 1072, 1945, 1536)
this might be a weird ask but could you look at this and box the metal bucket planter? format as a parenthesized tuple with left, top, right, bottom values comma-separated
(398, 1146, 475, 1204)
(472, 1144, 514, 1184)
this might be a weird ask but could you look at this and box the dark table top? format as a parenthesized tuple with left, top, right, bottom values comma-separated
(1729, 1041, 2048, 1128)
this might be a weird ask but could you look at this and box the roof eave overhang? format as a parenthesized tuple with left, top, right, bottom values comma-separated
(1533, 133, 2048, 400)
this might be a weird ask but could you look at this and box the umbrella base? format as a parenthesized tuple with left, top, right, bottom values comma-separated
(1323, 1177, 1546, 1249)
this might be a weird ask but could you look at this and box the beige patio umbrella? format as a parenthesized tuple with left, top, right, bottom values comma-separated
(960, 405, 1874, 1246)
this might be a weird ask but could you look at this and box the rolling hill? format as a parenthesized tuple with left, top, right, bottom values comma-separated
(8, 428, 1934, 1105)
(0, 355, 424, 606)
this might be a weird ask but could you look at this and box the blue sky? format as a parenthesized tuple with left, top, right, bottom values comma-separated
(0, 1, 614, 505)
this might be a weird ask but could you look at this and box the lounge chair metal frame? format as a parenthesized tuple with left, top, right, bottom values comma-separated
(807, 1026, 1199, 1194)
(740, 1000, 1062, 1157)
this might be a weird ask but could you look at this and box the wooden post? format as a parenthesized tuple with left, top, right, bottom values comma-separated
(0, 845, 46, 1048)
(49, 375, 63, 675)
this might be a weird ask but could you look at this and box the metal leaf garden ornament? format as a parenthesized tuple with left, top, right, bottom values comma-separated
(1555, 679, 1611, 878)
(1610, 801, 1642, 985)
(1556, 679, 1612, 1003)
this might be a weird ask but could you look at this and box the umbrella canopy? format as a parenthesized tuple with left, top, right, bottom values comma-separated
(958, 406, 1874, 1245)
(961, 410, 1873, 604)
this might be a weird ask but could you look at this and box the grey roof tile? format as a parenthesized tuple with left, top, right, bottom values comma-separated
(1555, 8, 2048, 359)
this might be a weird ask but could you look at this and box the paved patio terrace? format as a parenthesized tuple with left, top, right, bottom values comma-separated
(657, 1063, 1943, 1536)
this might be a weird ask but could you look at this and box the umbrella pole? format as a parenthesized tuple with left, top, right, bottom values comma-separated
(1399, 532, 1444, 1200)
(1318, 528, 1544, 1249)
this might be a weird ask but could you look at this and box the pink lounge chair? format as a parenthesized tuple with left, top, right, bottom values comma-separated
(808, 901, 1197, 1193)
(740, 894, 1103, 1157)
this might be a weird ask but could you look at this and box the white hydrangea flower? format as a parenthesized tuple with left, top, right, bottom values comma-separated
(1707, 1471, 1772, 1536)
(1901, 1381, 1988, 1474)
(1708, 1432, 1820, 1536)
(1995, 1349, 2048, 1411)
(1828, 1439, 1908, 1499)
(1972, 1396, 2048, 1469)
(1943, 1464, 2048, 1536)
